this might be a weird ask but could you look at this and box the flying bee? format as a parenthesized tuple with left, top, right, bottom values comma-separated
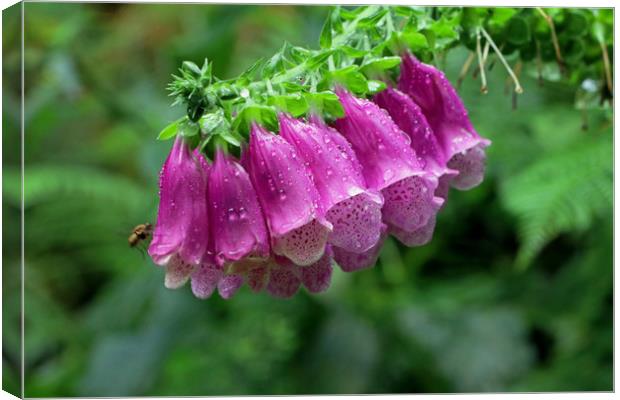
(128, 223, 153, 249)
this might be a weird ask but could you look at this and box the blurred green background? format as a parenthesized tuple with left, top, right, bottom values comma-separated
(2, 3, 612, 396)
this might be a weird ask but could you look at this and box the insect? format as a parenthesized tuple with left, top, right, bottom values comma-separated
(128, 223, 153, 249)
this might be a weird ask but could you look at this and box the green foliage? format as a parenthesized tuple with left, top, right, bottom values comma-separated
(501, 135, 612, 268)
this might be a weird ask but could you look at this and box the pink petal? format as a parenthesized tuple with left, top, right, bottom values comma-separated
(381, 175, 440, 232)
(217, 274, 244, 299)
(326, 192, 383, 254)
(164, 254, 196, 289)
(190, 263, 222, 299)
(447, 144, 488, 191)
(300, 247, 334, 293)
(333, 225, 387, 272)
(272, 219, 331, 266)
(247, 265, 269, 293)
(266, 261, 301, 298)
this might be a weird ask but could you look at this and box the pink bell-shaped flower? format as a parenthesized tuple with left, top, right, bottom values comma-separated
(246, 123, 332, 266)
(334, 87, 442, 241)
(208, 148, 270, 267)
(398, 51, 491, 190)
(278, 113, 383, 255)
(333, 224, 387, 272)
(148, 137, 210, 283)
(373, 87, 457, 182)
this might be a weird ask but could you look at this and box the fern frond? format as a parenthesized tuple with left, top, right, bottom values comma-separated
(500, 135, 612, 269)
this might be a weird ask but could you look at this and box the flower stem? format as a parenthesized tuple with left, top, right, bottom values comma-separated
(480, 27, 523, 94)
(599, 40, 613, 95)
(457, 52, 475, 90)
(536, 7, 565, 75)
(476, 29, 488, 94)
(535, 40, 544, 86)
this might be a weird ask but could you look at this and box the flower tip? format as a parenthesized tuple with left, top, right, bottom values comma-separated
(250, 121, 268, 138)
(334, 85, 351, 99)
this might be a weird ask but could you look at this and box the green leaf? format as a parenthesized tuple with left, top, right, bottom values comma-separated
(320, 13, 333, 48)
(220, 130, 244, 147)
(232, 104, 278, 135)
(199, 109, 229, 136)
(306, 92, 344, 119)
(563, 11, 588, 37)
(182, 61, 201, 76)
(358, 8, 388, 28)
(326, 66, 368, 95)
(489, 7, 517, 28)
(267, 93, 309, 117)
(178, 119, 200, 137)
(505, 16, 531, 45)
(157, 118, 184, 140)
(427, 15, 460, 49)
(360, 56, 401, 74)
(401, 31, 429, 51)
(306, 50, 335, 70)
(367, 80, 386, 94)
(338, 45, 367, 58)
(240, 57, 267, 80)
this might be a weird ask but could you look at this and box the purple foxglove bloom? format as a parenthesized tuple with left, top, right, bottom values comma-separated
(278, 113, 383, 255)
(398, 52, 491, 190)
(209, 149, 270, 267)
(373, 87, 458, 181)
(388, 196, 443, 247)
(149, 136, 209, 266)
(333, 224, 387, 272)
(246, 123, 332, 266)
(334, 88, 441, 235)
